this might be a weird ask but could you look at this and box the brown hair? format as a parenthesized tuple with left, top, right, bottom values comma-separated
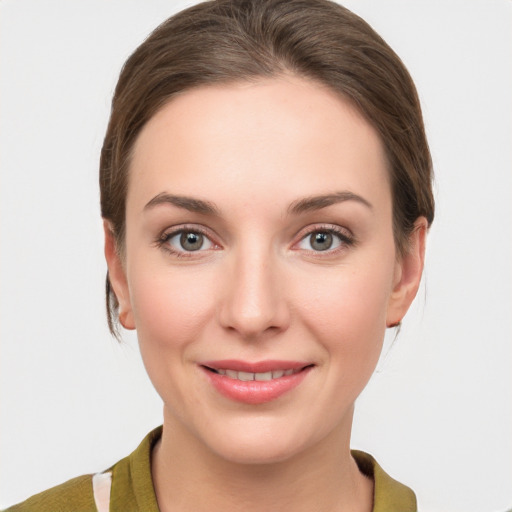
(100, 0, 435, 337)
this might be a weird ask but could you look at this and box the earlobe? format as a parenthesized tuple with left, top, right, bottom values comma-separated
(386, 217, 428, 328)
(103, 220, 136, 330)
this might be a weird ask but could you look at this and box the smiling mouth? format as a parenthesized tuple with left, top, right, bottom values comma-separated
(201, 361, 314, 404)
(203, 367, 305, 381)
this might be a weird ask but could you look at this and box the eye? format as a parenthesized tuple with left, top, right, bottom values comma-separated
(164, 230, 214, 253)
(296, 228, 353, 253)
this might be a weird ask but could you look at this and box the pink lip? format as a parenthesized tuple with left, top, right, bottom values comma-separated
(202, 359, 309, 373)
(200, 360, 314, 405)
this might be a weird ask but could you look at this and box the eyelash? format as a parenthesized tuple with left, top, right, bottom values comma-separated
(293, 224, 356, 256)
(155, 225, 219, 258)
(155, 224, 355, 258)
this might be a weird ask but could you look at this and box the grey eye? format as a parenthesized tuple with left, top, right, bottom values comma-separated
(180, 232, 204, 251)
(310, 232, 333, 251)
(166, 230, 213, 252)
(297, 230, 345, 252)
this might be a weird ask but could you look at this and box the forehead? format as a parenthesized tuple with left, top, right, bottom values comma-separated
(128, 77, 390, 214)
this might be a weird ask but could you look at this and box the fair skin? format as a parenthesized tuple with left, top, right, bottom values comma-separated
(105, 76, 427, 512)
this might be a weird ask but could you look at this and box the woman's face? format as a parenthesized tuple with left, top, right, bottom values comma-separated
(107, 77, 424, 464)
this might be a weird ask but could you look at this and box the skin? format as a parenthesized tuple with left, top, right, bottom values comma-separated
(105, 76, 427, 512)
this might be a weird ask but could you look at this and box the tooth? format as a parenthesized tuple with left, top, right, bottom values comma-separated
(226, 369, 238, 379)
(272, 370, 285, 379)
(238, 371, 255, 381)
(255, 371, 272, 381)
(217, 369, 226, 375)
(283, 369, 293, 376)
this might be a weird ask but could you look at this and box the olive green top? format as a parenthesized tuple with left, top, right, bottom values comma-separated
(4, 426, 416, 512)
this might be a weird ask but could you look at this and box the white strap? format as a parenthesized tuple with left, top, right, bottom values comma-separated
(92, 471, 112, 512)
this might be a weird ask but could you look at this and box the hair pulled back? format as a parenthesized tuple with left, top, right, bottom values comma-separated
(100, 0, 434, 337)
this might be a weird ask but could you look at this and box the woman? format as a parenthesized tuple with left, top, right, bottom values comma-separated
(4, 0, 434, 510)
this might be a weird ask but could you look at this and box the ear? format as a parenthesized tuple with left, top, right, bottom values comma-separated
(103, 220, 135, 330)
(386, 217, 428, 327)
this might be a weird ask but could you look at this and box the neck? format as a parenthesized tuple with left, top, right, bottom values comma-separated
(152, 406, 373, 512)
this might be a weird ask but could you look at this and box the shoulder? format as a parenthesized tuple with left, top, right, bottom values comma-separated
(351, 449, 417, 512)
(3, 474, 96, 512)
(3, 427, 163, 512)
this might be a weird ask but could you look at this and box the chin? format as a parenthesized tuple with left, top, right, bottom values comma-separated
(213, 436, 306, 466)
(198, 416, 328, 466)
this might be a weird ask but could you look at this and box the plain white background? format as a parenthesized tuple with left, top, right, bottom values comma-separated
(1, 1, 511, 510)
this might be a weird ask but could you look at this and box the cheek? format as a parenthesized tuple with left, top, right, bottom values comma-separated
(127, 262, 217, 353)
(125, 262, 220, 413)
(300, 265, 392, 327)
(296, 260, 394, 372)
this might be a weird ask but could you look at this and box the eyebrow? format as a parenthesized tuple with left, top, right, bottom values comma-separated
(287, 191, 373, 215)
(143, 190, 372, 216)
(144, 192, 219, 215)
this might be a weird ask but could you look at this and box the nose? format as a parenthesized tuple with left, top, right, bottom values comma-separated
(217, 245, 290, 340)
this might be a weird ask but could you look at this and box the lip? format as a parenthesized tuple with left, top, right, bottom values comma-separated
(202, 359, 309, 373)
(200, 360, 314, 405)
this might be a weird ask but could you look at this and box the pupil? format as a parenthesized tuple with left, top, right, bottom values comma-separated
(311, 232, 332, 251)
(180, 232, 203, 251)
